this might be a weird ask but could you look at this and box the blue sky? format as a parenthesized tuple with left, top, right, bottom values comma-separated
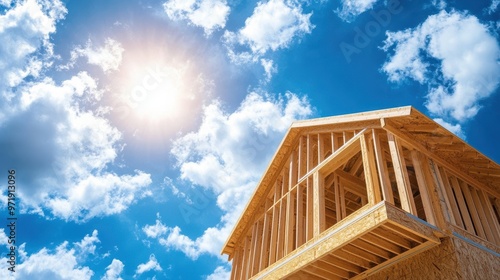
(0, 0, 499, 279)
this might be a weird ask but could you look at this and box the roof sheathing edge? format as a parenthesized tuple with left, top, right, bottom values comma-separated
(291, 105, 413, 128)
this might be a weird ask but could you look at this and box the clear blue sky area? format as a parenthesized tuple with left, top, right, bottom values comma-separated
(0, 0, 499, 279)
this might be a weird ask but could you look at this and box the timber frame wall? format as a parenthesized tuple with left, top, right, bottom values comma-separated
(222, 107, 500, 280)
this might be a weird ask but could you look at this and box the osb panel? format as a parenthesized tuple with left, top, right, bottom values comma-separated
(452, 236, 500, 279)
(367, 238, 460, 280)
(367, 236, 500, 280)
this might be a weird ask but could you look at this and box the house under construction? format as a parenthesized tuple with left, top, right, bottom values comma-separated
(221, 106, 500, 279)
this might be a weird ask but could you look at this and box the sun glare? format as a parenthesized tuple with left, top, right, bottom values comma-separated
(119, 61, 189, 123)
(134, 80, 180, 120)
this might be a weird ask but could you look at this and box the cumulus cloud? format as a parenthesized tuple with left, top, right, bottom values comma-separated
(60, 38, 124, 73)
(135, 254, 162, 276)
(381, 10, 500, 135)
(101, 259, 124, 280)
(142, 213, 168, 238)
(172, 92, 312, 198)
(261, 58, 277, 82)
(336, 0, 379, 21)
(434, 118, 464, 138)
(487, 0, 499, 14)
(223, 0, 313, 63)
(0, 0, 66, 89)
(0, 72, 151, 221)
(163, 0, 230, 35)
(206, 266, 231, 280)
(74, 230, 100, 257)
(0, 231, 99, 280)
(141, 92, 312, 264)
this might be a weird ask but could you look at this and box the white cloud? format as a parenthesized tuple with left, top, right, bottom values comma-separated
(0, 0, 12, 7)
(172, 92, 312, 198)
(61, 38, 124, 73)
(0, 72, 152, 221)
(142, 213, 168, 238)
(74, 230, 100, 256)
(382, 10, 500, 127)
(206, 266, 230, 280)
(0, 0, 66, 88)
(434, 118, 464, 138)
(336, 0, 379, 21)
(0, 0, 150, 225)
(101, 259, 124, 280)
(163, 0, 230, 36)
(261, 58, 277, 82)
(0, 231, 98, 280)
(431, 0, 447, 9)
(158, 224, 232, 260)
(135, 254, 162, 276)
(487, 0, 499, 14)
(223, 0, 313, 63)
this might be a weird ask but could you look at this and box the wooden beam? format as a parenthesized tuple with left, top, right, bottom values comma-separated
(318, 133, 325, 163)
(430, 162, 457, 225)
(381, 223, 424, 244)
(240, 236, 250, 279)
(306, 178, 314, 241)
(351, 239, 393, 260)
(469, 187, 496, 244)
(387, 132, 417, 215)
(440, 168, 465, 228)
(268, 199, 279, 265)
(334, 249, 374, 270)
(285, 190, 296, 255)
(419, 157, 448, 230)
(290, 150, 298, 187)
(303, 265, 344, 279)
(360, 233, 402, 255)
(335, 170, 367, 200)
(298, 136, 306, 179)
(458, 181, 486, 239)
(370, 227, 412, 250)
(411, 150, 437, 226)
(259, 211, 270, 271)
(449, 175, 475, 234)
(334, 174, 342, 223)
(315, 260, 351, 279)
(307, 134, 312, 172)
(339, 175, 347, 219)
(276, 199, 286, 260)
(321, 131, 363, 175)
(322, 254, 364, 274)
(360, 133, 382, 205)
(313, 171, 326, 237)
(382, 119, 500, 199)
(296, 183, 304, 248)
(372, 130, 394, 204)
(478, 190, 500, 245)
(250, 221, 260, 277)
(230, 248, 240, 280)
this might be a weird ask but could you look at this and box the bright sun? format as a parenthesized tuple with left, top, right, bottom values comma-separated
(134, 78, 181, 120)
(121, 63, 188, 122)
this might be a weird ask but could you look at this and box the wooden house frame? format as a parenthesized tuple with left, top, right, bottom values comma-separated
(221, 106, 500, 279)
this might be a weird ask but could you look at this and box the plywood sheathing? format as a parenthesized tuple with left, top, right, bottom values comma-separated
(367, 234, 500, 280)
